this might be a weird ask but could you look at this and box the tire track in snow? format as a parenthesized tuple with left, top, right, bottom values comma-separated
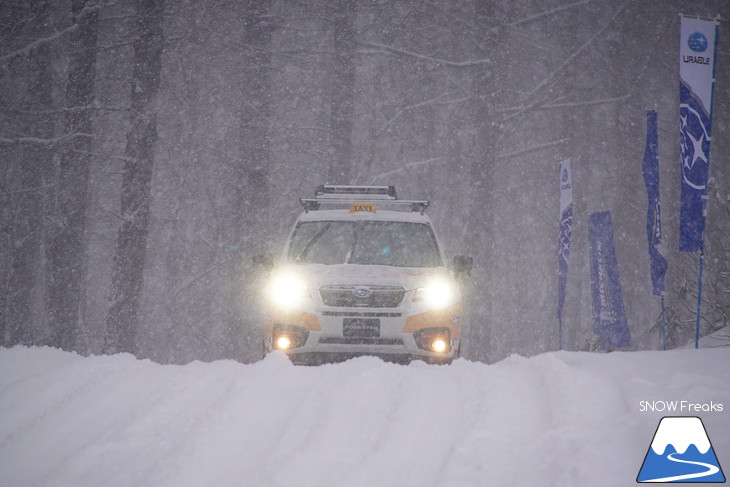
(42, 359, 242, 487)
(529, 352, 640, 486)
(440, 355, 555, 486)
(151, 352, 328, 487)
(258, 358, 403, 487)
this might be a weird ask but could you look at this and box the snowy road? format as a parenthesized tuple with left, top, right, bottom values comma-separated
(1, 346, 728, 487)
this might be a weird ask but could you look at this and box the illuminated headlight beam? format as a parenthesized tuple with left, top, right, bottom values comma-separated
(414, 278, 456, 309)
(266, 271, 309, 309)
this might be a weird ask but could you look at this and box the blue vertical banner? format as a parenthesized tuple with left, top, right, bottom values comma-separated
(678, 17, 719, 252)
(556, 159, 573, 323)
(642, 110, 668, 296)
(589, 211, 631, 349)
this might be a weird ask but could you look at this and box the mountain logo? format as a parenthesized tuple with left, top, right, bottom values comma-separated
(637, 416, 725, 483)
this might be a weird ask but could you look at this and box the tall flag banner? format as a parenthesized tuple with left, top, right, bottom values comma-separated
(589, 211, 631, 349)
(678, 16, 719, 252)
(642, 110, 668, 296)
(556, 159, 573, 323)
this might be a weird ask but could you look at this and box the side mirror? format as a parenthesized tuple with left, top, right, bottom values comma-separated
(252, 254, 274, 271)
(453, 255, 473, 276)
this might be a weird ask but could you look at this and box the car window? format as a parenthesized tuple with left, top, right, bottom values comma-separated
(288, 221, 442, 267)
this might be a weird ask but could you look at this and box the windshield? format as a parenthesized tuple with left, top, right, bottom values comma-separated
(287, 221, 442, 267)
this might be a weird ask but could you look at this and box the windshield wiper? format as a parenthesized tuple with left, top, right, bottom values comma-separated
(295, 223, 332, 262)
(345, 227, 358, 264)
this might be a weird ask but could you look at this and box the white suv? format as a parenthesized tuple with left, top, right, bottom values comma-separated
(258, 185, 471, 365)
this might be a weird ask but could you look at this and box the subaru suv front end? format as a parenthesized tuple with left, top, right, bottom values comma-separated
(259, 185, 471, 365)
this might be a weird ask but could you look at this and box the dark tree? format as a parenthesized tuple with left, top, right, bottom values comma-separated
(104, 0, 165, 354)
(238, 0, 275, 234)
(47, 0, 99, 352)
(463, 1, 503, 362)
(228, 0, 277, 360)
(328, 0, 356, 183)
(1, 1, 55, 347)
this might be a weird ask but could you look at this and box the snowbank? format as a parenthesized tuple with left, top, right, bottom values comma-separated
(1, 346, 728, 487)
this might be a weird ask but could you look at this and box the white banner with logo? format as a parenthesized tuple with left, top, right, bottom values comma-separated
(556, 159, 572, 324)
(678, 16, 719, 252)
(680, 17, 718, 114)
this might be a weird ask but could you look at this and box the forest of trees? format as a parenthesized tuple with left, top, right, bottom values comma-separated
(1, 0, 729, 364)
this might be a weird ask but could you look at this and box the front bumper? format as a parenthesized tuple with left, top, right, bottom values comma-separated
(262, 280, 463, 365)
(265, 319, 459, 365)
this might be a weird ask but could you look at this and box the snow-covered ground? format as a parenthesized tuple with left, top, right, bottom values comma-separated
(1, 345, 728, 487)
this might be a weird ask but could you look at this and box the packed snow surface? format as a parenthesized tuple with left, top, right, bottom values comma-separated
(1, 346, 728, 487)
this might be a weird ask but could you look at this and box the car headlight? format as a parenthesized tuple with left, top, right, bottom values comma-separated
(413, 278, 456, 309)
(266, 271, 309, 309)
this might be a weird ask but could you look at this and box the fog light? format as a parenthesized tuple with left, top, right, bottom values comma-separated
(414, 327, 451, 353)
(275, 335, 293, 350)
(431, 338, 448, 353)
(272, 324, 309, 351)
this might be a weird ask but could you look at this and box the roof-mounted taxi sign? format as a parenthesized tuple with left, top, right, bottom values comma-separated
(349, 202, 376, 213)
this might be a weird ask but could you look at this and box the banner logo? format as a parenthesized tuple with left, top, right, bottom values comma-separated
(680, 102, 711, 191)
(588, 211, 630, 348)
(556, 159, 572, 323)
(642, 110, 667, 296)
(688, 32, 708, 52)
(637, 416, 725, 483)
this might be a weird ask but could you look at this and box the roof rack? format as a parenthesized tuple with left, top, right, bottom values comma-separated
(314, 185, 397, 200)
(300, 185, 429, 214)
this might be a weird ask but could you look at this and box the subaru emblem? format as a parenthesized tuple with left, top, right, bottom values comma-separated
(353, 287, 372, 298)
(688, 32, 708, 53)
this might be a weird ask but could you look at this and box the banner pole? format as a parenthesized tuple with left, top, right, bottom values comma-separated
(559, 317, 563, 351)
(678, 17, 719, 350)
(661, 295, 666, 351)
(695, 249, 704, 349)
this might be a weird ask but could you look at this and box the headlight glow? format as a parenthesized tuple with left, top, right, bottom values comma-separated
(414, 327, 451, 353)
(275, 335, 293, 350)
(414, 278, 455, 309)
(431, 338, 448, 353)
(272, 324, 309, 351)
(267, 271, 309, 309)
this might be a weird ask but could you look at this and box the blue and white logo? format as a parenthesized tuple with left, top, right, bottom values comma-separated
(688, 32, 709, 52)
(680, 102, 710, 191)
(637, 417, 725, 483)
(561, 167, 569, 183)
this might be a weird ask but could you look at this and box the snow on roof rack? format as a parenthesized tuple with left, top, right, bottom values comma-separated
(314, 185, 397, 200)
(300, 185, 429, 214)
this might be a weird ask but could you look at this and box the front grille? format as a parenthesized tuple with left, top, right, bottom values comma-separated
(318, 337, 404, 346)
(322, 311, 402, 317)
(319, 285, 405, 308)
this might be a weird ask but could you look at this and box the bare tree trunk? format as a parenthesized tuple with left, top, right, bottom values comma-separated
(2, 1, 55, 347)
(47, 0, 98, 352)
(463, 0, 502, 362)
(239, 0, 274, 228)
(230, 0, 275, 361)
(328, 0, 356, 183)
(104, 0, 164, 355)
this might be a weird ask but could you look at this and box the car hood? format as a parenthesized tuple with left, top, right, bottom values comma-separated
(294, 263, 450, 291)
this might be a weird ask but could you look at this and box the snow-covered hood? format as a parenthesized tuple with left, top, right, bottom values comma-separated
(294, 263, 450, 292)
